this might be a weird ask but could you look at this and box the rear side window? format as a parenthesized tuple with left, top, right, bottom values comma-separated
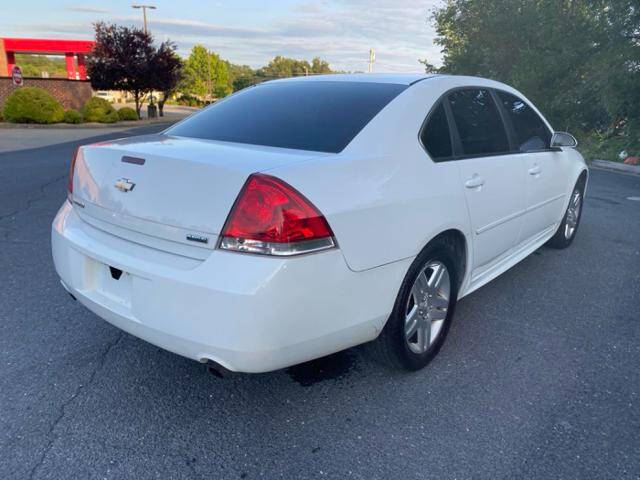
(496, 91, 552, 152)
(421, 103, 452, 160)
(167, 81, 407, 153)
(448, 89, 509, 156)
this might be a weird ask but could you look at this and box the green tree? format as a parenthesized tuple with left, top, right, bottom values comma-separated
(226, 62, 256, 91)
(257, 56, 334, 79)
(182, 45, 231, 100)
(258, 56, 311, 78)
(428, 0, 640, 149)
(311, 57, 332, 74)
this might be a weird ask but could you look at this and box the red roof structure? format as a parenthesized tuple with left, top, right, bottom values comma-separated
(0, 37, 95, 80)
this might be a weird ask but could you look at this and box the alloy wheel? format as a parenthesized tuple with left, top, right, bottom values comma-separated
(564, 189, 582, 239)
(404, 261, 451, 354)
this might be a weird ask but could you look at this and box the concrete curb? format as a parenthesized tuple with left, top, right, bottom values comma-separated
(591, 159, 640, 176)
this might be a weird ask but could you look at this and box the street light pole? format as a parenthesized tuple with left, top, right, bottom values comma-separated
(132, 4, 157, 34)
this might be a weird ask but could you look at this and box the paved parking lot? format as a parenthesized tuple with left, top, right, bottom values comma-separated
(1, 126, 639, 479)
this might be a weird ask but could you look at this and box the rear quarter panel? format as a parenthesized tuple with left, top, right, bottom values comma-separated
(265, 79, 472, 272)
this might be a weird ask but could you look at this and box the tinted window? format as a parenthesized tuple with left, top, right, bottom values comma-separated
(167, 81, 407, 153)
(448, 89, 509, 156)
(497, 91, 551, 152)
(421, 103, 452, 160)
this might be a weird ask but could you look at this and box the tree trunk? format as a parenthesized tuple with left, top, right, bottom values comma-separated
(158, 93, 166, 117)
(134, 91, 141, 119)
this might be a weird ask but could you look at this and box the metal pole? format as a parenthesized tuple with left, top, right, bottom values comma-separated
(142, 8, 148, 34)
(132, 5, 157, 35)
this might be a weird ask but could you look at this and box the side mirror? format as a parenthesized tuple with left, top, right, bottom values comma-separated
(551, 132, 578, 148)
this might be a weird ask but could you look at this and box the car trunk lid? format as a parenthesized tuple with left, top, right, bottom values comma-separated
(71, 134, 327, 258)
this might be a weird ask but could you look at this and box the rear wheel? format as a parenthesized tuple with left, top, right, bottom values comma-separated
(547, 180, 584, 249)
(370, 244, 459, 371)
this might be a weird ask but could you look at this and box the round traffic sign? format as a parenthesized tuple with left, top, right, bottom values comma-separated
(12, 66, 23, 86)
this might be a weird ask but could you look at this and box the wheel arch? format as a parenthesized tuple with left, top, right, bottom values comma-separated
(577, 168, 589, 193)
(419, 228, 469, 293)
(560, 167, 589, 216)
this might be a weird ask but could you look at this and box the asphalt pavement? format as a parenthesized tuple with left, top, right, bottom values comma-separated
(1, 126, 639, 479)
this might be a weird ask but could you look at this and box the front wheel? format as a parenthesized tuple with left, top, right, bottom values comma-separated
(547, 181, 584, 249)
(370, 244, 459, 371)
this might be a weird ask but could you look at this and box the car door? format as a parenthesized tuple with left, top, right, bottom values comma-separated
(445, 88, 527, 277)
(495, 90, 568, 243)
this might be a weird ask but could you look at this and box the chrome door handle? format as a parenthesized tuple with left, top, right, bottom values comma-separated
(465, 175, 485, 189)
(528, 165, 542, 176)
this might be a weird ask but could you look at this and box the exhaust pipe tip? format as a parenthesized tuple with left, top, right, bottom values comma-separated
(205, 359, 232, 378)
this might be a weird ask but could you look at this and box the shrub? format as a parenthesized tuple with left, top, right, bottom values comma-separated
(117, 107, 138, 121)
(83, 96, 117, 123)
(63, 109, 83, 124)
(176, 93, 203, 107)
(2, 87, 64, 124)
(101, 109, 119, 123)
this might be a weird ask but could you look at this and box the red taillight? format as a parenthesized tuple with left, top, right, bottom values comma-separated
(67, 147, 79, 197)
(219, 173, 335, 256)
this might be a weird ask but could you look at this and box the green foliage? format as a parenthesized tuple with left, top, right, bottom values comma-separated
(227, 62, 256, 91)
(231, 74, 257, 91)
(258, 56, 311, 78)
(579, 121, 640, 162)
(102, 109, 119, 123)
(311, 57, 332, 74)
(255, 55, 334, 82)
(63, 109, 83, 124)
(2, 87, 64, 124)
(175, 93, 204, 107)
(15, 54, 67, 78)
(428, 0, 640, 159)
(182, 52, 334, 94)
(83, 96, 118, 123)
(117, 107, 138, 121)
(181, 45, 231, 99)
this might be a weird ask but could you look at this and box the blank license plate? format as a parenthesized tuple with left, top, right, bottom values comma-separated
(96, 264, 132, 308)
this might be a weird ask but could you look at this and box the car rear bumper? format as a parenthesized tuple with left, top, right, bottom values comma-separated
(51, 202, 409, 372)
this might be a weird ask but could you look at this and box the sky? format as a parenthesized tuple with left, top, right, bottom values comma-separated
(1, 0, 444, 72)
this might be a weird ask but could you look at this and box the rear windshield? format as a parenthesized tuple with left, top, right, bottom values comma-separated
(166, 81, 407, 153)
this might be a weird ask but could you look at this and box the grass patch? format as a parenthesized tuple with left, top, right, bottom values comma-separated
(577, 129, 640, 163)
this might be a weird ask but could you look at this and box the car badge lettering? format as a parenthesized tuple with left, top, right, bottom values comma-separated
(186, 234, 209, 244)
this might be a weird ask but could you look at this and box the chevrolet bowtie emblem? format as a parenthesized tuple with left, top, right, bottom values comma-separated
(115, 178, 135, 192)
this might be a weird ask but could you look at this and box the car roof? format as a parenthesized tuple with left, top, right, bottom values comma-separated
(267, 73, 438, 86)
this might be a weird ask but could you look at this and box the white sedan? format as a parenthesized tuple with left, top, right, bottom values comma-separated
(52, 74, 588, 373)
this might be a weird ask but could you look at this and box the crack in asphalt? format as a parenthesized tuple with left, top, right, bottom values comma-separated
(26, 332, 124, 480)
(0, 174, 66, 241)
(0, 174, 66, 223)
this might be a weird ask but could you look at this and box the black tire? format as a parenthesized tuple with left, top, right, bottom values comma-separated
(547, 178, 585, 249)
(369, 242, 459, 371)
